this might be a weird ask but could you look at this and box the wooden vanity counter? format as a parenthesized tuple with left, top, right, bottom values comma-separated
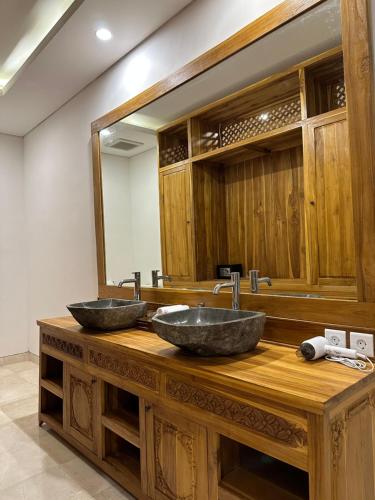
(38, 316, 375, 500)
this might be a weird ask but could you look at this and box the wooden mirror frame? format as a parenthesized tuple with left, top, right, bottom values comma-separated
(91, 0, 375, 332)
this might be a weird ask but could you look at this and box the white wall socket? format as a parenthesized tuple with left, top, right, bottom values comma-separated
(350, 332, 374, 357)
(325, 328, 346, 348)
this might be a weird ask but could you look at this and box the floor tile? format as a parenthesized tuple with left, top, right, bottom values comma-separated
(18, 368, 39, 385)
(7, 361, 39, 373)
(1, 395, 38, 420)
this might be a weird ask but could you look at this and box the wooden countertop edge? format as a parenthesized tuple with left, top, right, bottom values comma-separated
(37, 318, 375, 416)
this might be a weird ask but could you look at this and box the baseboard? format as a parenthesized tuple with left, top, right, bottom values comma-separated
(28, 351, 39, 364)
(0, 351, 39, 366)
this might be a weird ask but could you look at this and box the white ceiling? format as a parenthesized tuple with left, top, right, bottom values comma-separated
(0, 0, 77, 94)
(0, 0, 191, 137)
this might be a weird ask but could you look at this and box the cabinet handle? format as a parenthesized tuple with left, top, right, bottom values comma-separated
(145, 405, 151, 412)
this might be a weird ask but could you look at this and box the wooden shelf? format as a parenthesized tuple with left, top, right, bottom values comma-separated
(219, 437, 309, 500)
(105, 453, 141, 483)
(40, 411, 63, 432)
(191, 122, 302, 164)
(102, 411, 140, 448)
(41, 378, 63, 399)
(40, 387, 63, 428)
(219, 467, 308, 500)
(103, 428, 141, 485)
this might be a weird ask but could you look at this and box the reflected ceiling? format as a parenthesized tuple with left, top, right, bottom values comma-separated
(122, 0, 341, 130)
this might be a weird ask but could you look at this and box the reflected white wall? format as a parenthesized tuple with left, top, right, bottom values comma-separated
(102, 148, 161, 286)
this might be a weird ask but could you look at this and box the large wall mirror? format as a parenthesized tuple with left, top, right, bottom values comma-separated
(97, 0, 356, 301)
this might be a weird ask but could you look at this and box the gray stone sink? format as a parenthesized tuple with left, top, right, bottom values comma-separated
(67, 299, 147, 331)
(152, 307, 265, 356)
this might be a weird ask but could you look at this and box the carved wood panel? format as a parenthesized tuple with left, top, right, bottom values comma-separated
(166, 377, 307, 448)
(65, 364, 97, 452)
(89, 349, 159, 391)
(330, 394, 375, 500)
(146, 405, 208, 500)
(42, 332, 83, 359)
(70, 375, 94, 439)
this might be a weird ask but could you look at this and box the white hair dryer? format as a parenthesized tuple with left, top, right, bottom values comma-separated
(298, 336, 364, 360)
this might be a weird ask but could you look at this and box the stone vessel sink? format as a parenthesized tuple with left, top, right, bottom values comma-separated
(152, 307, 265, 356)
(67, 299, 147, 331)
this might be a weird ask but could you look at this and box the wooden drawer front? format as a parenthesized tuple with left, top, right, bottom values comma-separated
(64, 364, 98, 452)
(41, 331, 83, 360)
(165, 376, 308, 470)
(88, 348, 160, 392)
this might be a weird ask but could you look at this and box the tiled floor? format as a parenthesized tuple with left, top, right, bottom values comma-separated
(0, 360, 134, 499)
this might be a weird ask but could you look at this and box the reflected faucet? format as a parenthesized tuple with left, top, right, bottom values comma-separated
(249, 269, 272, 293)
(151, 270, 172, 288)
(213, 272, 241, 310)
(118, 272, 141, 300)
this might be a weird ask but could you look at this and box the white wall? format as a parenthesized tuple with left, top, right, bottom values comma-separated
(24, 0, 285, 354)
(0, 134, 28, 357)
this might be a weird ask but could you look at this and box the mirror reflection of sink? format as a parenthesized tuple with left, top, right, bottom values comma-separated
(67, 299, 147, 331)
(152, 307, 265, 356)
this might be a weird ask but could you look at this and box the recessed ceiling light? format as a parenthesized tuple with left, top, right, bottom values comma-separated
(100, 128, 112, 137)
(96, 28, 112, 41)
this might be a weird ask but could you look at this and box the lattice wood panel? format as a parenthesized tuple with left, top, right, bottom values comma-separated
(160, 144, 188, 167)
(220, 98, 301, 147)
(335, 79, 346, 108)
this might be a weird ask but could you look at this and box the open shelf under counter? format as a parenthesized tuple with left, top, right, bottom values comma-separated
(103, 427, 141, 485)
(40, 387, 63, 428)
(102, 410, 140, 448)
(41, 352, 63, 395)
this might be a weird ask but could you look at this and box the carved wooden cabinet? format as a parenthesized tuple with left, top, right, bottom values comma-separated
(64, 364, 98, 452)
(144, 404, 208, 500)
(39, 319, 375, 500)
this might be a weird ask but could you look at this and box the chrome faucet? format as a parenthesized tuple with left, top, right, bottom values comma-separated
(151, 270, 172, 288)
(213, 272, 241, 310)
(118, 272, 141, 300)
(249, 269, 272, 293)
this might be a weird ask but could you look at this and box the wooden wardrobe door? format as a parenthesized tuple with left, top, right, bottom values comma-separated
(304, 111, 356, 285)
(64, 364, 98, 452)
(145, 404, 208, 500)
(159, 164, 194, 282)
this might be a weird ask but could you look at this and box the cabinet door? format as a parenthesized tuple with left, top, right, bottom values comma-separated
(64, 364, 98, 452)
(304, 112, 356, 284)
(145, 404, 208, 500)
(159, 164, 195, 282)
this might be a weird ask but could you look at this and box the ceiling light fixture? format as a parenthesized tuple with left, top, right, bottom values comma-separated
(100, 129, 112, 137)
(96, 28, 112, 41)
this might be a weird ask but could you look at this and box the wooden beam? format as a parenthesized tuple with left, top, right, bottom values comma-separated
(341, 0, 375, 301)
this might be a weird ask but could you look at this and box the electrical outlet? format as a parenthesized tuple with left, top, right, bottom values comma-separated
(325, 328, 346, 348)
(350, 332, 374, 357)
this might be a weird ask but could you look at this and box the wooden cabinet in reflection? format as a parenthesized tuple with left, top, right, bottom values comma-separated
(158, 48, 356, 298)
